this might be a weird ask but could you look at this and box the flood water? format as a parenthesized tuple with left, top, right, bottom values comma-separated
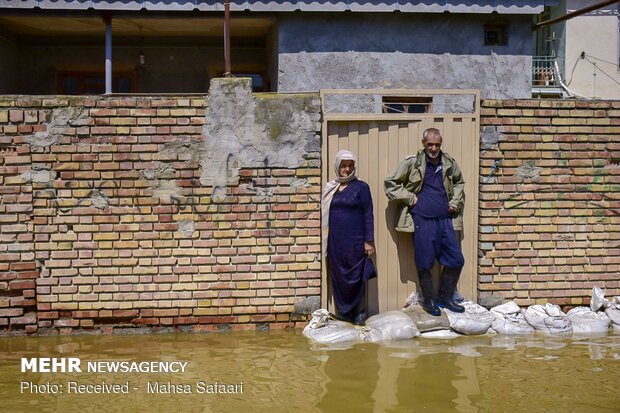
(1, 331, 618, 413)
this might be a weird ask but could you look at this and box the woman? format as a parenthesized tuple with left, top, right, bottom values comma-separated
(322, 150, 376, 325)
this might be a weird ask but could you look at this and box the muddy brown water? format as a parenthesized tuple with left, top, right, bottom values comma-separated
(1, 331, 618, 413)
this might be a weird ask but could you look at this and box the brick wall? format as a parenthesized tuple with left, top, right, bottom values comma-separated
(0, 83, 322, 334)
(479, 99, 620, 307)
(2, 92, 619, 334)
(0, 104, 37, 332)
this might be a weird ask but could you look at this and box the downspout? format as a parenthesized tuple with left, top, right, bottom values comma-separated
(553, 60, 590, 99)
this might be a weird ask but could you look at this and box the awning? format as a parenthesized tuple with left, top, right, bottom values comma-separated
(0, 0, 560, 13)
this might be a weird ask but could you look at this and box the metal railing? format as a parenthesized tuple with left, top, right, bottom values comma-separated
(532, 56, 565, 87)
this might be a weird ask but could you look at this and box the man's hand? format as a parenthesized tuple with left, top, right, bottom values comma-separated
(409, 194, 418, 207)
(364, 242, 375, 256)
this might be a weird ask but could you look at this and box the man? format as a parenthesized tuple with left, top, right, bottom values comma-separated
(384, 128, 465, 316)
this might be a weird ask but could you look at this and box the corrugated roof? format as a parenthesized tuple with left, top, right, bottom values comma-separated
(0, 0, 558, 13)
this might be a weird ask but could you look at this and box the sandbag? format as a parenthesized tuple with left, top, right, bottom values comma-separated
(490, 301, 534, 335)
(364, 310, 420, 342)
(303, 309, 366, 344)
(303, 319, 365, 344)
(420, 329, 461, 339)
(402, 305, 451, 332)
(567, 307, 610, 334)
(524, 303, 572, 335)
(445, 299, 494, 336)
(604, 296, 620, 332)
(590, 286, 609, 312)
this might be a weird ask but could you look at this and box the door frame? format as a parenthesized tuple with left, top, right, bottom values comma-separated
(320, 88, 481, 311)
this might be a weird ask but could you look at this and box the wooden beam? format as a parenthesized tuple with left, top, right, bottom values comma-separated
(534, 0, 619, 29)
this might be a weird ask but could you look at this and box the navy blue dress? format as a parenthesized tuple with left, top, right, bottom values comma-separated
(327, 179, 376, 317)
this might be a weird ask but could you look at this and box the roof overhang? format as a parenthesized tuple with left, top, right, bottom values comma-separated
(0, 0, 559, 14)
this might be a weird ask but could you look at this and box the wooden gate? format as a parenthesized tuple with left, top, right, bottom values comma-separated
(320, 89, 480, 315)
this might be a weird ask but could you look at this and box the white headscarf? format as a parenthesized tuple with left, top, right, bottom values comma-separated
(321, 150, 358, 254)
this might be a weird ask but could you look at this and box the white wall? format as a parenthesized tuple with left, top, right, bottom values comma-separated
(565, 0, 620, 99)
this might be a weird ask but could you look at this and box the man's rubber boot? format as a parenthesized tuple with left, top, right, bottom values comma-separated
(417, 269, 441, 316)
(437, 266, 465, 313)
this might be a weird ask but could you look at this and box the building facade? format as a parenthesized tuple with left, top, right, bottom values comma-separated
(0, 1, 553, 99)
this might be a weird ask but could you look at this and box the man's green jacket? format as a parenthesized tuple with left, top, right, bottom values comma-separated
(383, 149, 465, 232)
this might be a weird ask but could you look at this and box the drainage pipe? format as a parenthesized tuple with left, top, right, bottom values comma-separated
(554, 60, 590, 99)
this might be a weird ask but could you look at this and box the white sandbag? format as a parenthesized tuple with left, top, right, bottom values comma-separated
(307, 309, 330, 329)
(402, 305, 451, 332)
(303, 309, 366, 344)
(364, 310, 420, 342)
(404, 291, 421, 308)
(604, 297, 620, 331)
(490, 301, 521, 315)
(445, 300, 495, 336)
(303, 319, 365, 344)
(590, 286, 609, 312)
(490, 301, 534, 335)
(420, 329, 461, 339)
(524, 304, 572, 335)
(567, 307, 610, 334)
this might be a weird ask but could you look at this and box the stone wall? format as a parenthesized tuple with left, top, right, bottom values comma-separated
(0, 78, 322, 333)
(479, 99, 620, 307)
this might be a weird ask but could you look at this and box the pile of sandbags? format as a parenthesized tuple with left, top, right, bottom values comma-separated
(303, 286, 619, 344)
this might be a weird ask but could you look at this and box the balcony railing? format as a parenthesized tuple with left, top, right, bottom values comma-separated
(532, 56, 565, 87)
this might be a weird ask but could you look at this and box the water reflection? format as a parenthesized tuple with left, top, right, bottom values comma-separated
(317, 344, 379, 412)
(0, 332, 618, 412)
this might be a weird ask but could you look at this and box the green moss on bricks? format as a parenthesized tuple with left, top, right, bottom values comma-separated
(68, 97, 89, 106)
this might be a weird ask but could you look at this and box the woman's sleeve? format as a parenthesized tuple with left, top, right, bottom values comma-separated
(360, 182, 374, 242)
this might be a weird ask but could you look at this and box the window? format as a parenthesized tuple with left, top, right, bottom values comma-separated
(484, 24, 508, 46)
(382, 97, 432, 114)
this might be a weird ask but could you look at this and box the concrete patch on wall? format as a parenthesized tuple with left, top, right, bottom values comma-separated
(163, 139, 203, 164)
(88, 190, 109, 210)
(200, 78, 321, 202)
(20, 167, 56, 184)
(515, 161, 542, 183)
(290, 177, 311, 189)
(480, 126, 505, 149)
(178, 219, 195, 237)
(140, 161, 181, 203)
(26, 107, 91, 148)
(278, 52, 531, 99)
